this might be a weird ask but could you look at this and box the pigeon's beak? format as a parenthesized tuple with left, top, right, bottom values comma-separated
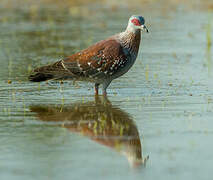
(141, 25, 149, 33)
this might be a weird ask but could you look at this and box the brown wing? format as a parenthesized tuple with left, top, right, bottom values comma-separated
(62, 38, 128, 79)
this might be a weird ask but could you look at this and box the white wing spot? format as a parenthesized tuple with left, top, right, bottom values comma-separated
(61, 61, 69, 71)
(88, 62, 91, 66)
(77, 62, 83, 71)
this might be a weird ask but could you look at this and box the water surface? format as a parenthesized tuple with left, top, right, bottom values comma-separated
(0, 0, 213, 179)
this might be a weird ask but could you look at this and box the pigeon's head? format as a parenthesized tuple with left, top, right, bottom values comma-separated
(127, 15, 149, 33)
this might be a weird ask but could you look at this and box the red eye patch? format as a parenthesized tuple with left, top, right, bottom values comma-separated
(131, 19, 141, 26)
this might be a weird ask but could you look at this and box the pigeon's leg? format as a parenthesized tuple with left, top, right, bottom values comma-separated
(94, 83, 100, 95)
(102, 80, 111, 96)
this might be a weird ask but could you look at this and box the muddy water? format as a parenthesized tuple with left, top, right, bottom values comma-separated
(0, 0, 213, 179)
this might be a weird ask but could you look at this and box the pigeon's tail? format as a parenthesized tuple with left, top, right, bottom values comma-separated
(28, 72, 54, 82)
(29, 60, 70, 82)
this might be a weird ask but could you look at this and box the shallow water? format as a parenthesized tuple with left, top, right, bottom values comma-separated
(0, 0, 213, 179)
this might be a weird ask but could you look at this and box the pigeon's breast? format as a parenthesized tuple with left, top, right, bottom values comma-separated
(109, 46, 137, 80)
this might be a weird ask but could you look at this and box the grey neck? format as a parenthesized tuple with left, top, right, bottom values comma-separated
(118, 28, 141, 55)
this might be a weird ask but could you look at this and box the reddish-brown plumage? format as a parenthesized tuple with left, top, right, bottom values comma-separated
(29, 15, 148, 95)
(62, 38, 128, 79)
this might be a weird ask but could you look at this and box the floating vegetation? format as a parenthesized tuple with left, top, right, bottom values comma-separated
(145, 65, 149, 81)
(206, 13, 212, 76)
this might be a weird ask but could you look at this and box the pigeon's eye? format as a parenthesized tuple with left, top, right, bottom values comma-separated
(131, 19, 141, 26)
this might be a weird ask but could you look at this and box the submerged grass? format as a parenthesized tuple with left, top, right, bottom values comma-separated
(206, 13, 212, 76)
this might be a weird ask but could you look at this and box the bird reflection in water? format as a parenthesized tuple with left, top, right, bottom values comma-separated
(30, 96, 149, 168)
